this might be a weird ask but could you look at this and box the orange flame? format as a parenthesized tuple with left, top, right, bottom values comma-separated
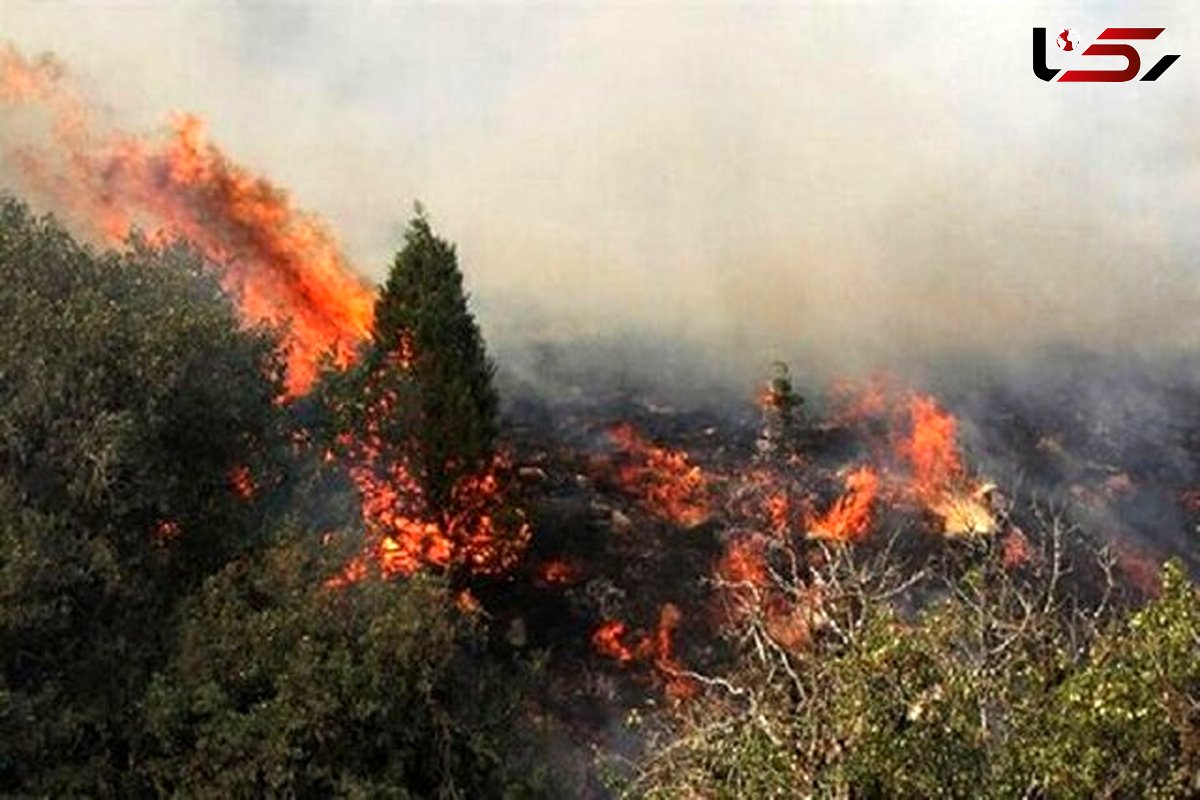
(328, 448, 529, 585)
(325, 353, 530, 586)
(715, 532, 771, 604)
(895, 394, 963, 502)
(2, 45, 374, 396)
(807, 465, 879, 542)
(714, 532, 817, 653)
(607, 423, 711, 526)
(894, 394, 995, 535)
(591, 620, 635, 664)
(3, 47, 527, 589)
(590, 605, 697, 699)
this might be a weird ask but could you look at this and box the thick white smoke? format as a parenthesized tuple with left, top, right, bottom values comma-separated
(3, 2, 1199, 390)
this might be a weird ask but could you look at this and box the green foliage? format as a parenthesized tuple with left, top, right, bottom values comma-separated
(625, 536, 1200, 798)
(0, 197, 558, 797)
(1021, 561, 1200, 797)
(0, 197, 287, 792)
(139, 530, 558, 798)
(364, 207, 498, 515)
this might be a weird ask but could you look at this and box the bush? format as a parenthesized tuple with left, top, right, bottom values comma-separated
(139, 531, 558, 798)
(0, 197, 286, 792)
(623, 522, 1200, 797)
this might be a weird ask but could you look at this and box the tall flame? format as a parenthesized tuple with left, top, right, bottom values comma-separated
(895, 394, 963, 502)
(1, 44, 374, 396)
(808, 465, 879, 542)
(894, 394, 995, 535)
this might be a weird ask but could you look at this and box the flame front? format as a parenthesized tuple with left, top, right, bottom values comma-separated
(894, 394, 995, 535)
(1, 45, 374, 396)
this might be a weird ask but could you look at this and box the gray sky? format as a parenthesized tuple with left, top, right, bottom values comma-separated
(3, 1, 1199, 382)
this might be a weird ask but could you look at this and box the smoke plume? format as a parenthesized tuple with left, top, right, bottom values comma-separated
(3, 3, 1199, 391)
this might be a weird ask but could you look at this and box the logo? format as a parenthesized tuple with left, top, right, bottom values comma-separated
(1033, 27, 1179, 82)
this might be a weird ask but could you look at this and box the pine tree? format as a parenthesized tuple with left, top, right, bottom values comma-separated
(757, 361, 803, 457)
(364, 206, 499, 521)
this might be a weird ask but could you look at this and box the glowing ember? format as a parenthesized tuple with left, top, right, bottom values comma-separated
(537, 559, 581, 586)
(1001, 527, 1034, 569)
(591, 620, 635, 664)
(153, 518, 181, 544)
(228, 464, 256, 500)
(456, 589, 483, 615)
(765, 491, 792, 535)
(1109, 539, 1164, 597)
(1, 45, 375, 396)
(807, 465, 879, 542)
(607, 423, 711, 526)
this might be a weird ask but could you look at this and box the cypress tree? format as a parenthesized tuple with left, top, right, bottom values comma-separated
(364, 205, 499, 521)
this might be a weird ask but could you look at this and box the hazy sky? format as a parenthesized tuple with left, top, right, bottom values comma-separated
(3, 1, 1199, 382)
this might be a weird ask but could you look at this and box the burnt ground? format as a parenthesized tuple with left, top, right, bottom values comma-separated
(464, 349, 1200, 794)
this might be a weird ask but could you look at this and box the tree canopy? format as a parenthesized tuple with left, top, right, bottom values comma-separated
(366, 208, 498, 516)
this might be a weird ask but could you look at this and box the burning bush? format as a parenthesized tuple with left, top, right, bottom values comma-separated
(318, 209, 528, 581)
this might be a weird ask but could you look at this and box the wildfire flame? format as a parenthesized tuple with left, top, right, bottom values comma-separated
(1, 45, 374, 396)
(3, 46, 529, 584)
(591, 620, 635, 664)
(228, 464, 256, 500)
(324, 344, 530, 586)
(894, 394, 995, 535)
(807, 465, 879, 542)
(590, 604, 697, 699)
(606, 423, 711, 527)
(714, 532, 818, 653)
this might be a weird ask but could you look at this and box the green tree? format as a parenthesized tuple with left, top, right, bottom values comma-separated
(367, 206, 498, 515)
(139, 529, 560, 798)
(0, 197, 286, 793)
(317, 207, 524, 575)
(1022, 560, 1200, 796)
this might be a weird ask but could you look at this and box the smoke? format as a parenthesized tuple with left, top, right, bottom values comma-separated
(3, 2, 1200, 390)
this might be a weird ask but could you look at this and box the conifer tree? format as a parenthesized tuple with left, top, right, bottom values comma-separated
(364, 205, 499, 520)
(757, 361, 803, 457)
